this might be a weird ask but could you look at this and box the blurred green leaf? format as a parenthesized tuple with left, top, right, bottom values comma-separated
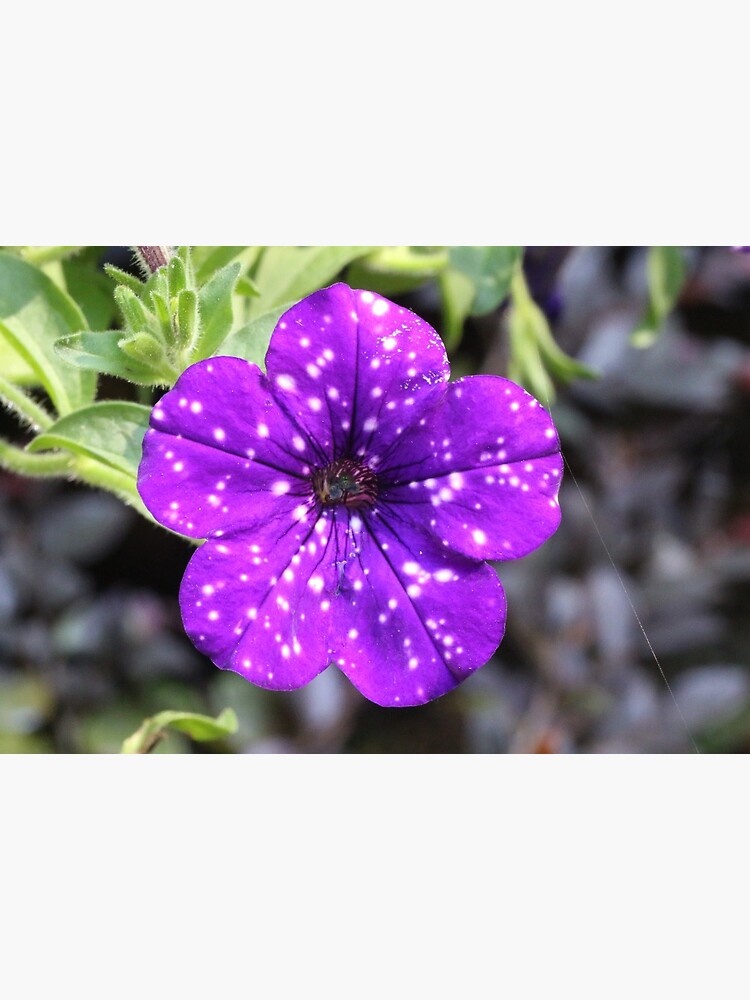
(0, 339, 36, 383)
(62, 259, 117, 330)
(6, 246, 84, 265)
(221, 304, 291, 368)
(508, 261, 597, 402)
(193, 246, 261, 284)
(438, 267, 476, 350)
(121, 708, 238, 753)
(348, 246, 449, 297)
(632, 246, 687, 347)
(27, 401, 151, 478)
(194, 262, 242, 359)
(0, 252, 95, 414)
(247, 246, 374, 319)
(449, 246, 522, 315)
(236, 274, 261, 297)
(439, 246, 522, 350)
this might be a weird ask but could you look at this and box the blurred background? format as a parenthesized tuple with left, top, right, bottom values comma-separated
(2, 246, 750, 753)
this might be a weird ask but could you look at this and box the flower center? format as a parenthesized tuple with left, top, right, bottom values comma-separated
(312, 458, 378, 509)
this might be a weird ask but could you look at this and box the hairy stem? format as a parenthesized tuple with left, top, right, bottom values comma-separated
(71, 455, 152, 518)
(0, 439, 73, 477)
(1, 439, 195, 542)
(0, 376, 54, 431)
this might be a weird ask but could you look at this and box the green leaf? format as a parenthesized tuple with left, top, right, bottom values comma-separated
(437, 247, 522, 351)
(236, 274, 261, 297)
(194, 261, 242, 360)
(0, 339, 36, 384)
(11, 246, 84, 265)
(121, 708, 238, 754)
(27, 401, 151, 478)
(62, 259, 117, 330)
(348, 247, 449, 297)
(632, 246, 687, 347)
(438, 267, 476, 350)
(359, 246, 449, 277)
(104, 263, 145, 295)
(246, 246, 374, 319)
(193, 246, 261, 284)
(118, 332, 170, 370)
(167, 253, 188, 297)
(507, 263, 597, 402)
(177, 288, 198, 350)
(55, 331, 166, 384)
(148, 290, 173, 339)
(0, 252, 95, 414)
(448, 246, 522, 315)
(345, 266, 431, 299)
(220, 303, 292, 368)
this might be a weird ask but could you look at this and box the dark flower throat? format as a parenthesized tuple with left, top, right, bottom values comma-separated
(312, 458, 378, 509)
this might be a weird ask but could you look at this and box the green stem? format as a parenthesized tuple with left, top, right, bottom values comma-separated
(363, 246, 449, 276)
(509, 256, 534, 307)
(1, 437, 197, 542)
(0, 437, 147, 515)
(0, 376, 54, 430)
(0, 439, 73, 477)
(72, 455, 152, 517)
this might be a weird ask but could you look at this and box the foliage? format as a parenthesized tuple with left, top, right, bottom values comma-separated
(2, 242, 690, 530)
(121, 707, 238, 753)
(0, 245, 685, 746)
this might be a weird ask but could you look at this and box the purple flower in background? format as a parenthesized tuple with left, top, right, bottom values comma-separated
(137, 283, 562, 706)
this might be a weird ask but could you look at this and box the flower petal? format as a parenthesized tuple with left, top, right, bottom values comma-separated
(379, 375, 562, 560)
(179, 504, 333, 691)
(325, 510, 506, 707)
(264, 283, 449, 462)
(138, 357, 318, 538)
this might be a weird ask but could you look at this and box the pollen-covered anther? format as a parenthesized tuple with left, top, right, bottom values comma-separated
(312, 458, 378, 509)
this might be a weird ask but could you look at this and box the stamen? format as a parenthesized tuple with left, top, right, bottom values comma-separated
(312, 458, 378, 509)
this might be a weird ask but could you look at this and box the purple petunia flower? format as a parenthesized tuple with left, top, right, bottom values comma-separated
(137, 283, 562, 707)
